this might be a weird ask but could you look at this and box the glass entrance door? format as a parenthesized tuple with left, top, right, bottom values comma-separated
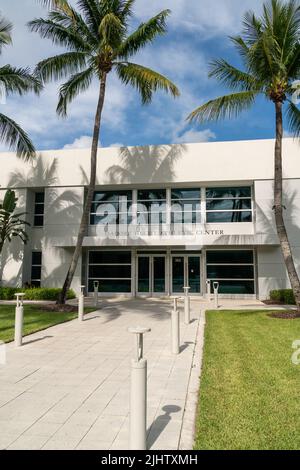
(137, 255, 166, 295)
(172, 255, 201, 294)
(188, 256, 201, 293)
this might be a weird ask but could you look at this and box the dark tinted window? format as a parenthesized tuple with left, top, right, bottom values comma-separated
(206, 251, 254, 264)
(171, 189, 200, 200)
(207, 265, 254, 279)
(89, 251, 131, 264)
(206, 187, 251, 198)
(138, 190, 166, 201)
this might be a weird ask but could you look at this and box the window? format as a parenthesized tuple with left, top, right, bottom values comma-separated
(206, 250, 255, 294)
(88, 251, 131, 292)
(137, 190, 167, 230)
(34, 192, 45, 226)
(90, 191, 132, 225)
(171, 188, 201, 225)
(31, 251, 42, 287)
(206, 187, 252, 223)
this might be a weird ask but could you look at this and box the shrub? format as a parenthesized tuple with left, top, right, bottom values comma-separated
(0, 287, 76, 301)
(270, 289, 296, 305)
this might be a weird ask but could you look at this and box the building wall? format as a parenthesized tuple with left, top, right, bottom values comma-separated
(0, 139, 299, 298)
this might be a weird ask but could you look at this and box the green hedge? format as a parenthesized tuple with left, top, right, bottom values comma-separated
(0, 287, 76, 301)
(270, 289, 296, 305)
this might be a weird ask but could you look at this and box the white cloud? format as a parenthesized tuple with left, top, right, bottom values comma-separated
(63, 135, 93, 149)
(173, 128, 216, 144)
(109, 142, 124, 148)
(134, 0, 263, 37)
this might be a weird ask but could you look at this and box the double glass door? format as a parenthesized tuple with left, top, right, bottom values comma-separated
(137, 255, 166, 295)
(172, 255, 201, 294)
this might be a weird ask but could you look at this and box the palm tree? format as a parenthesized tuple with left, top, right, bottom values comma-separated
(188, 0, 300, 310)
(29, 0, 179, 304)
(0, 14, 41, 159)
(0, 189, 29, 257)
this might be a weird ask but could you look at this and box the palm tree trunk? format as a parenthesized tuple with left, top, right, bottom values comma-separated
(58, 74, 107, 304)
(274, 101, 300, 310)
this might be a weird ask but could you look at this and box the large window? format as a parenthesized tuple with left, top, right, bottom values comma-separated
(90, 191, 132, 225)
(206, 250, 255, 294)
(88, 251, 131, 292)
(171, 188, 201, 225)
(34, 192, 45, 226)
(31, 251, 42, 287)
(206, 187, 252, 223)
(137, 190, 167, 226)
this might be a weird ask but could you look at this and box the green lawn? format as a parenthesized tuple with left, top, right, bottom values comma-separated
(195, 310, 300, 450)
(0, 305, 95, 343)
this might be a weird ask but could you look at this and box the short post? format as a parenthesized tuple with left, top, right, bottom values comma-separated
(206, 280, 212, 301)
(14, 293, 25, 347)
(171, 297, 180, 355)
(213, 281, 220, 309)
(128, 326, 151, 451)
(78, 285, 85, 322)
(93, 280, 99, 308)
(183, 286, 191, 325)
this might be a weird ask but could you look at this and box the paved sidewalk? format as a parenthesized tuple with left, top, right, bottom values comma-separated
(0, 298, 204, 450)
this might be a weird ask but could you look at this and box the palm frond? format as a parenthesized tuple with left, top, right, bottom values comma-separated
(36, 0, 73, 14)
(286, 99, 300, 138)
(0, 16, 12, 52)
(209, 59, 263, 92)
(0, 113, 36, 160)
(34, 52, 88, 83)
(99, 12, 125, 49)
(121, 0, 135, 20)
(0, 65, 41, 95)
(187, 91, 259, 123)
(77, 0, 102, 38)
(118, 10, 171, 59)
(57, 67, 94, 116)
(49, 8, 98, 48)
(115, 62, 179, 104)
(28, 17, 88, 52)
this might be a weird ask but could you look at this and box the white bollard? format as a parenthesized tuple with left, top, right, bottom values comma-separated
(94, 281, 99, 308)
(14, 293, 25, 347)
(128, 326, 151, 451)
(183, 286, 191, 325)
(206, 280, 212, 301)
(171, 297, 180, 355)
(78, 285, 85, 322)
(213, 281, 220, 309)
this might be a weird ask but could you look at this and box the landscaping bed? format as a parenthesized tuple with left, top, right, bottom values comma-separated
(194, 309, 300, 450)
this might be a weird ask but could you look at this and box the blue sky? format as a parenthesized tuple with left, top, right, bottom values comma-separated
(0, 0, 286, 151)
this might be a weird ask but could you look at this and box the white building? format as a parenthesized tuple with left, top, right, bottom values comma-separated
(0, 138, 299, 299)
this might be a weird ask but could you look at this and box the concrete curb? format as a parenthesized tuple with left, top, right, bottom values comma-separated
(178, 309, 206, 450)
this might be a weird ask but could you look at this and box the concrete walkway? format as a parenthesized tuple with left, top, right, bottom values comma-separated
(0, 298, 205, 450)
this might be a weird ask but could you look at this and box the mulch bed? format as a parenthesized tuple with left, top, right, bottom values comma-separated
(267, 310, 300, 319)
(263, 300, 286, 305)
(41, 304, 78, 313)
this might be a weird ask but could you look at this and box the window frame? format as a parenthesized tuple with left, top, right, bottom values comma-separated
(31, 251, 42, 287)
(33, 192, 45, 227)
(205, 186, 253, 224)
(206, 248, 256, 295)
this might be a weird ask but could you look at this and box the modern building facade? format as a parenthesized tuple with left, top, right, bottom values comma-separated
(0, 138, 299, 300)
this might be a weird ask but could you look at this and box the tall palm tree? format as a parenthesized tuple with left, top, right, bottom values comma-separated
(0, 15, 41, 159)
(188, 0, 300, 310)
(29, 0, 179, 304)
